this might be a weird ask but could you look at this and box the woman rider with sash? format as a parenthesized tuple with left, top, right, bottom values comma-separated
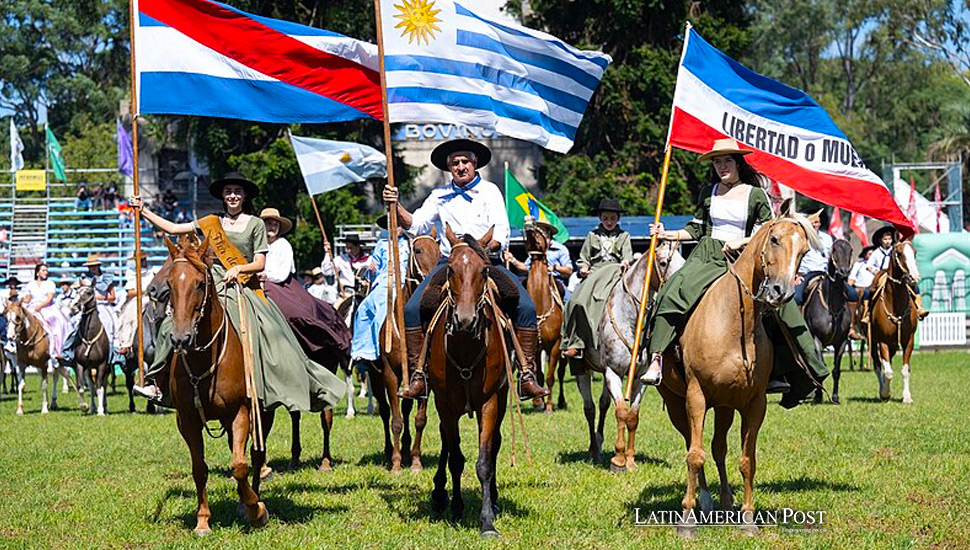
(641, 139, 828, 408)
(129, 173, 345, 413)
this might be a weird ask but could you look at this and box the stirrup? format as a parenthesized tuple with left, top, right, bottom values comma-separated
(398, 371, 428, 401)
(133, 383, 162, 402)
(640, 355, 662, 386)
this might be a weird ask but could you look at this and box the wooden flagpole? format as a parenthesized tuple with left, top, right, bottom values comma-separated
(309, 193, 345, 297)
(372, 0, 408, 385)
(128, 0, 145, 386)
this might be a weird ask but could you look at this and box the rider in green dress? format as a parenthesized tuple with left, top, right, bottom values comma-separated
(641, 139, 828, 408)
(129, 173, 345, 412)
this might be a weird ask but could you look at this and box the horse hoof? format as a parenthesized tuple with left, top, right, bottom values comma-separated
(557, 399, 567, 410)
(625, 460, 638, 472)
(287, 459, 300, 472)
(252, 502, 269, 527)
(16, 408, 23, 416)
(318, 459, 334, 473)
(677, 525, 696, 538)
(481, 529, 500, 538)
(431, 491, 448, 514)
(260, 466, 274, 482)
(410, 463, 424, 474)
(79, 402, 89, 412)
(831, 396, 841, 405)
(193, 528, 212, 537)
(609, 460, 627, 474)
(903, 395, 913, 404)
(345, 411, 355, 419)
(41, 407, 49, 414)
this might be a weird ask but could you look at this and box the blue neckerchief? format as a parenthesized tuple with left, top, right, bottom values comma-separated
(440, 175, 481, 203)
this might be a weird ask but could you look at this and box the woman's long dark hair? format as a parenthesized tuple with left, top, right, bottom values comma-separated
(708, 154, 765, 187)
(34, 263, 48, 280)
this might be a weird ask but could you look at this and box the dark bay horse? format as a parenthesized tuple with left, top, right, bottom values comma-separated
(6, 300, 83, 415)
(71, 287, 112, 415)
(164, 236, 268, 534)
(802, 239, 853, 404)
(656, 205, 817, 537)
(371, 230, 439, 473)
(867, 240, 921, 403)
(426, 226, 509, 536)
(522, 222, 564, 413)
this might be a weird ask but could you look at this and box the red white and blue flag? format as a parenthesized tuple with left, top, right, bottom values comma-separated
(668, 24, 913, 235)
(134, 0, 382, 122)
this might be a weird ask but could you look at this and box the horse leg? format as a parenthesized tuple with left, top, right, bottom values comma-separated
(40, 367, 49, 414)
(545, 341, 560, 413)
(345, 368, 356, 419)
(289, 411, 302, 470)
(431, 420, 450, 515)
(660, 385, 714, 515)
(556, 342, 568, 410)
(51, 363, 60, 409)
(365, 371, 375, 415)
(96, 363, 108, 416)
(178, 412, 213, 534)
(445, 413, 465, 523)
(532, 349, 545, 410)
(384, 364, 405, 473)
(875, 341, 892, 401)
(319, 408, 334, 472)
(15, 364, 25, 415)
(604, 368, 628, 473)
(679, 380, 707, 538)
(369, 365, 393, 464)
(411, 397, 428, 473)
(712, 407, 735, 511)
(125, 362, 135, 412)
(902, 335, 915, 404)
(625, 381, 645, 471)
(832, 340, 845, 405)
(738, 394, 767, 535)
(401, 397, 414, 463)
(357, 369, 368, 400)
(476, 394, 501, 536)
(813, 337, 825, 404)
(575, 369, 600, 462)
(252, 407, 276, 497)
(228, 406, 267, 529)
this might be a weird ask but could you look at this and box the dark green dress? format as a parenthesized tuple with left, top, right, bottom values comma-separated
(148, 215, 345, 412)
(647, 184, 828, 404)
(560, 225, 633, 354)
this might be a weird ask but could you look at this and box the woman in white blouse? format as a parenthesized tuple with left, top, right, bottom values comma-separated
(259, 208, 350, 372)
(22, 264, 70, 360)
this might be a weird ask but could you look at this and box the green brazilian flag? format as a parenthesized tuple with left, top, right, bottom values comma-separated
(504, 168, 569, 243)
(46, 125, 66, 182)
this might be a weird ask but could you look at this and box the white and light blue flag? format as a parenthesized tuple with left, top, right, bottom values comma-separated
(9, 119, 24, 172)
(289, 134, 387, 195)
(379, 0, 611, 153)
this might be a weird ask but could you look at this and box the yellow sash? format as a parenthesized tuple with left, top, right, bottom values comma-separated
(197, 214, 266, 300)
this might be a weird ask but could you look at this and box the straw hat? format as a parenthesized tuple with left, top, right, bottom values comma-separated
(310, 267, 324, 278)
(698, 138, 753, 162)
(532, 218, 559, 237)
(82, 254, 102, 267)
(259, 207, 293, 236)
(209, 172, 259, 200)
(430, 139, 492, 171)
(128, 249, 148, 261)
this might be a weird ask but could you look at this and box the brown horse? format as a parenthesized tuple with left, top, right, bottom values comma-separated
(164, 235, 268, 534)
(867, 240, 920, 403)
(71, 287, 112, 416)
(655, 205, 816, 536)
(522, 222, 565, 413)
(6, 300, 83, 415)
(370, 229, 439, 473)
(426, 226, 509, 536)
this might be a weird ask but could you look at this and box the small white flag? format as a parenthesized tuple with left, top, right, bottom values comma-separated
(9, 119, 24, 172)
(289, 134, 386, 195)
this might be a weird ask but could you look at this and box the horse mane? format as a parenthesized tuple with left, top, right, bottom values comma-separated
(780, 213, 820, 250)
(460, 234, 489, 261)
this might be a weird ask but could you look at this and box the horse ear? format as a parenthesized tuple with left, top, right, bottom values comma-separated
(807, 209, 822, 226)
(479, 225, 495, 247)
(445, 223, 460, 246)
(164, 237, 179, 258)
(197, 237, 210, 257)
(777, 198, 793, 218)
(430, 226, 438, 240)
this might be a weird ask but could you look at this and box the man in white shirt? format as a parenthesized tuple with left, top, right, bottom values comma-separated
(860, 225, 929, 321)
(383, 139, 549, 401)
(307, 267, 339, 304)
(794, 212, 834, 305)
(322, 236, 370, 295)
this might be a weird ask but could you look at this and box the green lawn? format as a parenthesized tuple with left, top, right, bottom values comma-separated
(0, 351, 968, 549)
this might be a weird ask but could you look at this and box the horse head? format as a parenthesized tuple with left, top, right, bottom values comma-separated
(523, 219, 550, 259)
(71, 286, 97, 317)
(410, 227, 441, 279)
(892, 240, 920, 287)
(828, 239, 853, 280)
(5, 299, 24, 341)
(750, 198, 818, 307)
(165, 234, 213, 352)
(445, 223, 492, 334)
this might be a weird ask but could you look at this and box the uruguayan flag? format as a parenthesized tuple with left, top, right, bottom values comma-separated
(380, 0, 611, 153)
(289, 134, 387, 195)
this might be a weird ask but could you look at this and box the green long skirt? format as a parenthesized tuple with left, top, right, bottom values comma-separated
(148, 264, 346, 412)
(647, 237, 828, 402)
(560, 263, 623, 354)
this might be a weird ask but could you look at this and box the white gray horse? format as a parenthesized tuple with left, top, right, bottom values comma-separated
(573, 240, 684, 472)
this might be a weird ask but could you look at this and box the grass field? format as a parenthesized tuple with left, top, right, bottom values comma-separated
(0, 350, 968, 549)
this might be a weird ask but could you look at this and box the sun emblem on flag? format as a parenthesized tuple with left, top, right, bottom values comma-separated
(393, 0, 442, 45)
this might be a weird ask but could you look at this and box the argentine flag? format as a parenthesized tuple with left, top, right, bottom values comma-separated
(289, 134, 387, 195)
(379, 0, 611, 153)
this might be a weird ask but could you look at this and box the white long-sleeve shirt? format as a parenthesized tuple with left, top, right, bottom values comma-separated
(866, 246, 893, 273)
(321, 252, 369, 292)
(409, 174, 509, 257)
(798, 230, 833, 274)
(264, 238, 296, 284)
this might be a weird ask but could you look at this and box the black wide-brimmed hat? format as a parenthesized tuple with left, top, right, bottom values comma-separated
(871, 225, 897, 245)
(430, 139, 492, 171)
(342, 234, 365, 247)
(591, 199, 623, 215)
(858, 244, 877, 259)
(209, 172, 259, 200)
(375, 214, 389, 230)
(4, 277, 21, 288)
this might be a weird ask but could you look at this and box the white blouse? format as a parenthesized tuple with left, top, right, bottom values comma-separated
(709, 185, 753, 242)
(264, 238, 296, 283)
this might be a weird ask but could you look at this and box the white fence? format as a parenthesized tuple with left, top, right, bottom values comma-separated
(918, 313, 968, 347)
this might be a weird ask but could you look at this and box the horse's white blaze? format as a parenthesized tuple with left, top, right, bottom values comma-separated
(902, 362, 913, 404)
(787, 232, 802, 282)
(902, 243, 920, 281)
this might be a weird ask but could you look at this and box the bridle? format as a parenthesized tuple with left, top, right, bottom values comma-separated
(888, 242, 918, 287)
(75, 289, 107, 356)
(8, 305, 46, 349)
(724, 217, 800, 307)
(406, 234, 437, 287)
(444, 242, 491, 339)
(170, 257, 228, 355)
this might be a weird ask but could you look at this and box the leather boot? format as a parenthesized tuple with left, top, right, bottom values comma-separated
(515, 328, 550, 401)
(914, 293, 930, 320)
(398, 328, 428, 400)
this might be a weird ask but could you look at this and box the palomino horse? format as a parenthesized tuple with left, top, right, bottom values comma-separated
(6, 300, 83, 415)
(71, 287, 112, 415)
(370, 229, 439, 473)
(656, 204, 817, 537)
(572, 239, 683, 472)
(522, 222, 565, 413)
(867, 240, 921, 403)
(425, 226, 511, 536)
(164, 235, 268, 534)
(802, 239, 853, 404)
